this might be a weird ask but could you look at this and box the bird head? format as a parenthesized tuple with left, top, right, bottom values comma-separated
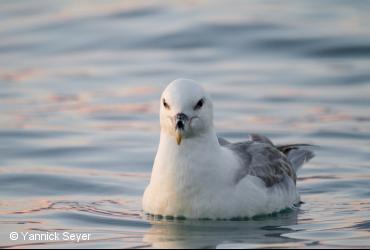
(160, 79, 214, 145)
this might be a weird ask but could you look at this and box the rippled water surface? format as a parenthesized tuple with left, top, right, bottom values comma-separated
(0, 0, 370, 248)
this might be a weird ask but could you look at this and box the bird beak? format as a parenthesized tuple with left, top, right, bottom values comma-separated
(176, 131, 182, 145)
(174, 113, 188, 146)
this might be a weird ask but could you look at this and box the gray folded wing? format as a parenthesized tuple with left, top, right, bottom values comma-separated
(222, 134, 297, 187)
(218, 136, 230, 146)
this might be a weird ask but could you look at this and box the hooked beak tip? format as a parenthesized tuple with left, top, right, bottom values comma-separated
(176, 132, 182, 145)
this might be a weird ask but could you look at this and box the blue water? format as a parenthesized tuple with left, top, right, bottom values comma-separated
(0, 0, 370, 248)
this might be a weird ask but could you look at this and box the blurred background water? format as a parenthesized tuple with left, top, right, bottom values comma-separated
(0, 0, 369, 248)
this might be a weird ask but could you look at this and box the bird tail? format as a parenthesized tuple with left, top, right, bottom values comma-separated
(277, 144, 315, 172)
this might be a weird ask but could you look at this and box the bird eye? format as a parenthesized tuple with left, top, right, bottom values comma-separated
(194, 98, 204, 110)
(163, 99, 170, 109)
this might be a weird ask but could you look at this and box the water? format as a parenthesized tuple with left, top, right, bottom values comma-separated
(0, 0, 369, 248)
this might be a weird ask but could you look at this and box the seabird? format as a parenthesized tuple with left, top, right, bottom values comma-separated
(143, 79, 314, 219)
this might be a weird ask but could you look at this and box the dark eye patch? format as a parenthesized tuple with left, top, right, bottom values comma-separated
(163, 99, 170, 109)
(194, 98, 204, 110)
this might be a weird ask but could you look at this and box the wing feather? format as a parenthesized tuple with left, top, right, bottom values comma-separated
(224, 139, 296, 187)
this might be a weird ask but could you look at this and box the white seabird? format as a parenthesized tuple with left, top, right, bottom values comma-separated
(143, 79, 314, 220)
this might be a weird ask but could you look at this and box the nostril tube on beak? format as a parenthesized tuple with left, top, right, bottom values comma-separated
(176, 113, 188, 121)
(176, 120, 184, 130)
(175, 113, 188, 131)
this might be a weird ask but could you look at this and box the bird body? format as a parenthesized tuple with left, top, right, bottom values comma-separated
(143, 79, 314, 219)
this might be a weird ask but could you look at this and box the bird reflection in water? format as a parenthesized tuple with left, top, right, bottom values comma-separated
(143, 209, 300, 249)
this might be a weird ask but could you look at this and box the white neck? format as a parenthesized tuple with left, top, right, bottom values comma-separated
(160, 127, 220, 161)
(150, 127, 225, 185)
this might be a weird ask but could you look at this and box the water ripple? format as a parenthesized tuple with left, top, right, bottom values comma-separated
(0, 0, 369, 248)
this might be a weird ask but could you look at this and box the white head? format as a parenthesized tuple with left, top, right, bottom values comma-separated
(160, 79, 214, 145)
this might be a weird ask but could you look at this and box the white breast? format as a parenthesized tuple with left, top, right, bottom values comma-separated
(142, 132, 300, 219)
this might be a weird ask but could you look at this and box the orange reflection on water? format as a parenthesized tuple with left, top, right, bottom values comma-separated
(0, 199, 51, 216)
(0, 68, 43, 83)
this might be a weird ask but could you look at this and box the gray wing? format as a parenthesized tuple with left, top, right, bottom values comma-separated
(217, 136, 230, 146)
(223, 134, 296, 187)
